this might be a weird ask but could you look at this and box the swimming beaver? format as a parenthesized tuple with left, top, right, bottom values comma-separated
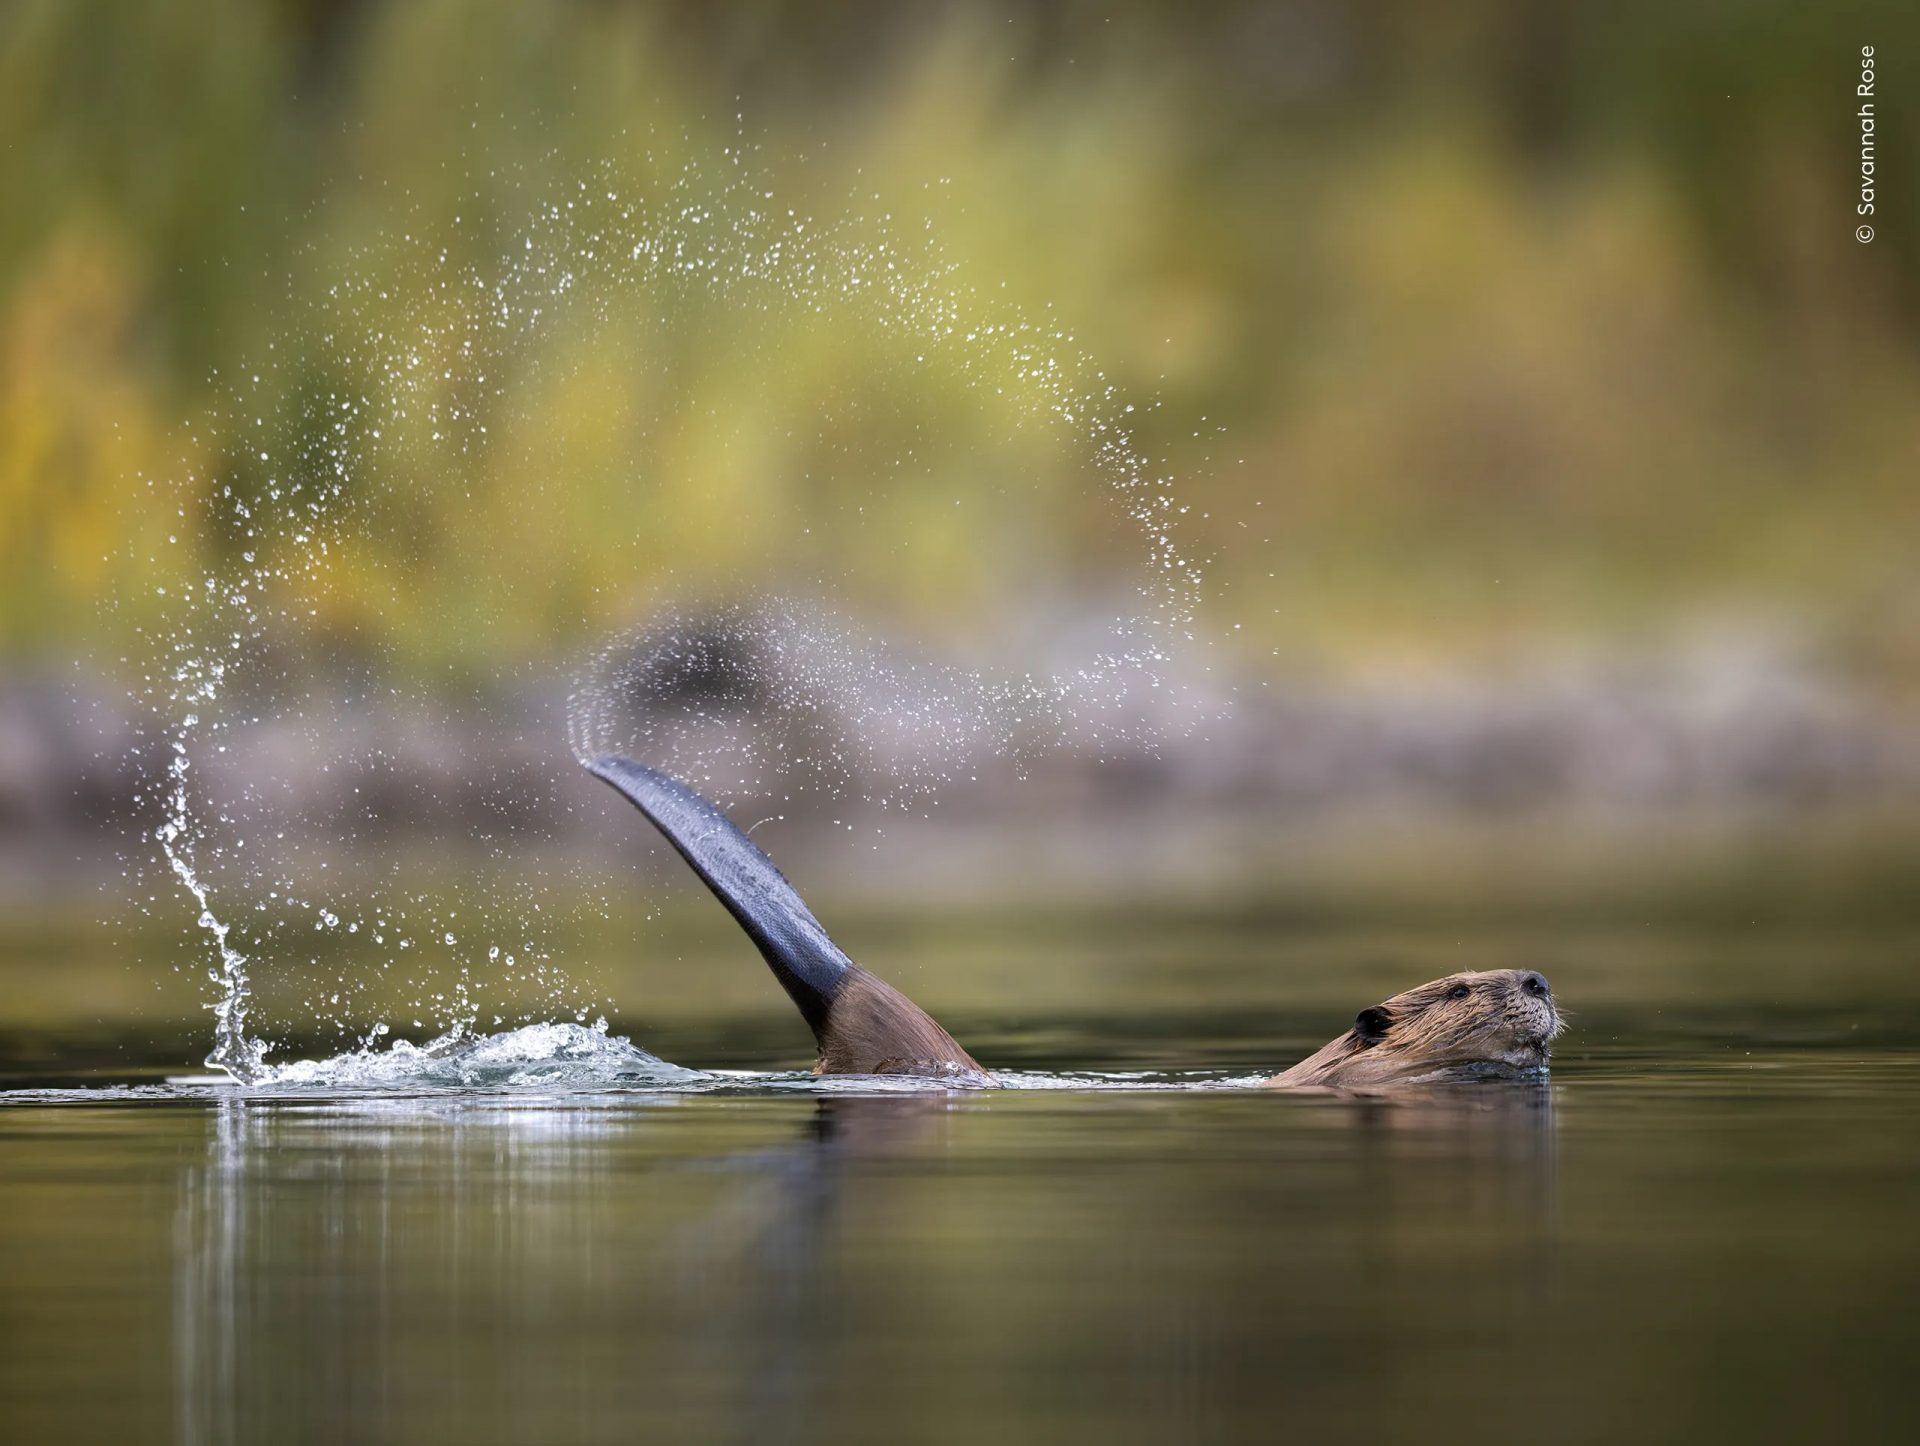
(586, 756, 1563, 1087)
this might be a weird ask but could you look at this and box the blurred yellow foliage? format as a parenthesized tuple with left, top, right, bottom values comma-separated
(0, 0, 1915, 686)
(0, 223, 197, 651)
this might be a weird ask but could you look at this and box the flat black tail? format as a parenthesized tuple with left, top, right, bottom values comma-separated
(585, 755, 851, 1034)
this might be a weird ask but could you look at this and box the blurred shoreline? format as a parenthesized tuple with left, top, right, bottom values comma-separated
(5, 626, 1916, 913)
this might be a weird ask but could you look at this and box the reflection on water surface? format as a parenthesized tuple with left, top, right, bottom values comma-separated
(168, 1084, 1557, 1445)
(3, 1011, 1917, 1445)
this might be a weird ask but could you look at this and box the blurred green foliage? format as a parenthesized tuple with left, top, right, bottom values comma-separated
(2, 0, 1916, 683)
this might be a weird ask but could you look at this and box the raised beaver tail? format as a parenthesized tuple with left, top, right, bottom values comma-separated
(586, 754, 983, 1078)
(585, 755, 852, 1033)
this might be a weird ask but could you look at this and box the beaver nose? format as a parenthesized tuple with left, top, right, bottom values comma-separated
(1521, 972, 1550, 998)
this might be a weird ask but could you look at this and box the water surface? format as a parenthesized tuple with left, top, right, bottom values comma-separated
(3, 982, 1917, 1445)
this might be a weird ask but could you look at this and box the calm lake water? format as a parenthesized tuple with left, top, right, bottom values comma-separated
(3, 947, 1918, 1445)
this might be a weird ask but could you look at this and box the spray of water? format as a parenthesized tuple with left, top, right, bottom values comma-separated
(157, 713, 263, 1080)
(128, 143, 1207, 1084)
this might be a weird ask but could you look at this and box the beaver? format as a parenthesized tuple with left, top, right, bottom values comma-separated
(1265, 968, 1561, 1087)
(586, 755, 1562, 1087)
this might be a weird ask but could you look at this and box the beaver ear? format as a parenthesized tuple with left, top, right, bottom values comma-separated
(1353, 1006, 1392, 1045)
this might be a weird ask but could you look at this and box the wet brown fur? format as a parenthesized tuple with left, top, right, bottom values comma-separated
(814, 966, 986, 1079)
(1266, 968, 1563, 1088)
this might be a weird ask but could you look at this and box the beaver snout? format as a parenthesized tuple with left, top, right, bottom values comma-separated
(1513, 972, 1563, 1047)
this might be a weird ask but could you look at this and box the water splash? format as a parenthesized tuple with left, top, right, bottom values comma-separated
(250, 1020, 700, 1092)
(128, 142, 1207, 1083)
(157, 713, 263, 1080)
(568, 596, 1207, 810)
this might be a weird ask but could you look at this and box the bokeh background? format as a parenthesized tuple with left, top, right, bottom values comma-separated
(2, 0, 1917, 1065)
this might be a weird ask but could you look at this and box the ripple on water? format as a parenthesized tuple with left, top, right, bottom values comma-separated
(0, 1021, 1278, 1105)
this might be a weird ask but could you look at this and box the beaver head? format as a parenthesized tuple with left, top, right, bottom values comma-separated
(1270, 969, 1563, 1088)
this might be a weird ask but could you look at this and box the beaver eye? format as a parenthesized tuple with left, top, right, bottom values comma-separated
(1447, 984, 1471, 1000)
